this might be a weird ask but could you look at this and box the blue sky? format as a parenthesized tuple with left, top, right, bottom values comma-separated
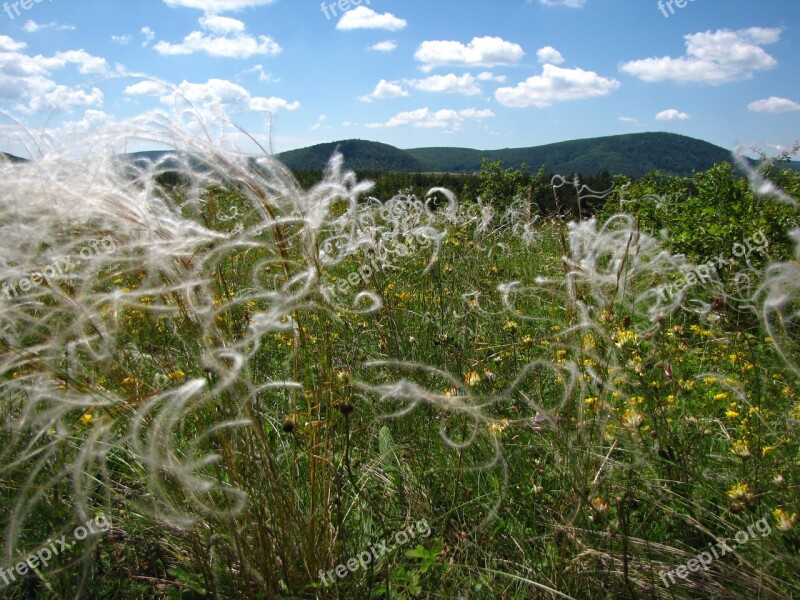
(1, 0, 799, 157)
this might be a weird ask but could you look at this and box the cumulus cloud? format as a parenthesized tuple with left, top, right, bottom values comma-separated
(655, 109, 690, 121)
(370, 40, 397, 53)
(477, 71, 507, 82)
(23, 20, 75, 33)
(111, 35, 133, 46)
(163, 0, 276, 12)
(310, 115, 328, 131)
(336, 7, 407, 31)
(366, 107, 494, 131)
(621, 27, 781, 84)
(199, 15, 246, 34)
(0, 37, 108, 114)
(154, 15, 280, 58)
(748, 96, 800, 113)
(495, 64, 619, 108)
(415, 36, 524, 72)
(407, 73, 482, 95)
(140, 26, 156, 47)
(536, 46, 565, 65)
(124, 77, 299, 114)
(359, 79, 409, 102)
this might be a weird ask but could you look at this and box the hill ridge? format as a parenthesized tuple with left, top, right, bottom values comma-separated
(278, 132, 734, 178)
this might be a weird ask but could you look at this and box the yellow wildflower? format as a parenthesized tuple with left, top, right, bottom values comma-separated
(773, 509, 798, 532)
(465, 371, 481, 387)
(727, 482, 753, 501)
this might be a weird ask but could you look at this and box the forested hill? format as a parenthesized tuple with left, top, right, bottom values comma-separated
(278, 139, 426, 173)
(278, 132, 735, 178)
(406, 132, 732, 177)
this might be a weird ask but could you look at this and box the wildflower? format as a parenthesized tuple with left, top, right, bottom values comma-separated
(727, 482, 753, 501)
(725, 410, 740, 419)
(488, 418, 510, 435)
(773, 509, 797, 532)
(590, 497, 609, 513)
(167, 370, 186, 380)
(465, 371, 481, 387)
(622, 409, 644, 429)
(772, 474, 785, 489)
(613, 329, 639, 348)
(713, 392, 728, 401)
(581, 333, 596, 350)
(79, 413, 93, 426)
(730, 439, 751, 458)
(503, 320, 518, 332)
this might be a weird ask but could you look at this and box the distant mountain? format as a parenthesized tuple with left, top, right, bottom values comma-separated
(278, 139, 426, 172)
(406, 132, 733, 177)
(278, 133, 743, 178)
(1, 152, 28, 163)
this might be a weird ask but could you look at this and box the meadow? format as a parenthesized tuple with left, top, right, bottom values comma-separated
(1, 132, 799, 599)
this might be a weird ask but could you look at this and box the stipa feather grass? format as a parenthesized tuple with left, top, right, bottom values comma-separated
(0, 117, 798, 598)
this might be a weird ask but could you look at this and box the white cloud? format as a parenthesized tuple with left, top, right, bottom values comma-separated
(112, 35, 133, 46)
(0, 37, 107, 114)
(495, 64, 619, 108)
(415, 36, 524, 72)
(748, 96, 800, 113)
(20, 86, 104, 115)
(140, 26, 156, 47)
(153, 15, 281, 58)
(359, 79, 408, 102)
(310, 114, 328, 131)
(536, 46, 565, 65)
(163, 0, 276, 12)
(370, 40, 397, 53)
(336, 7, 407, 31)
(655, 109, 690, 121)
(0, 36, 26, 52)
(619, 116, 639, 123)
(240, 64, 278, 82)
(621, 27, 781, 84)
(124, 77, 299, 115)
(23, 20, 75, 33)
(477, 71, 507, 82)
(407, 73, 481, 96)
(249, 96, 300, 112)
(198, 15, 246, 34)
(38, 50, 110, 75)
(366, 107, 494, 131)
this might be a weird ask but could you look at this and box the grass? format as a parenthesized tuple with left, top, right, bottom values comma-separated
(0, 145, 798, 599)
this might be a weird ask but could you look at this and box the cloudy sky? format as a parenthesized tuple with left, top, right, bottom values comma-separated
(1, 0, 799, 156)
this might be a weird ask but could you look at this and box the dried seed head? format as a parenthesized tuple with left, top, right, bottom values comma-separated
(282, 417, 296, 433)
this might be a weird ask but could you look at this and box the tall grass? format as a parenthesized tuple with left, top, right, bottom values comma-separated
(1, 120, 798, 598)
